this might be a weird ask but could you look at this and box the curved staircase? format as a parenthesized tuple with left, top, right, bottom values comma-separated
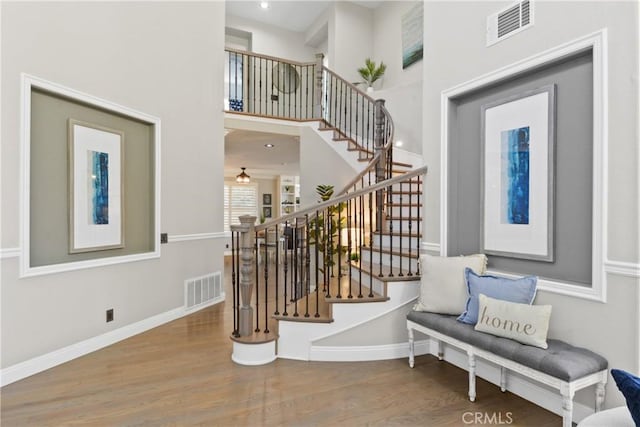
(224, 49, 427, 365)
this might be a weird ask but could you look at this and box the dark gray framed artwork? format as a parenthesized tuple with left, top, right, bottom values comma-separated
(263, 193, 272, 206)
(263, 206, 272, 218)
(480, 84, 556, 262)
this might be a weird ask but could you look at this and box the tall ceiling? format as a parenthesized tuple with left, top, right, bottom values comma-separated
(225, 1, 380, 33)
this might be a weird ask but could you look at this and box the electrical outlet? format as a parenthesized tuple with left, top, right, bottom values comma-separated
(225, 244, 229, 249)
(160, 233, 168, 244)
(106, 309, 114, 322)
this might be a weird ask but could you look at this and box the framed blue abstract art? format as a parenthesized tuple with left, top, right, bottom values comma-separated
(480, 85, 556, 262)
(68, 120, 124, 253)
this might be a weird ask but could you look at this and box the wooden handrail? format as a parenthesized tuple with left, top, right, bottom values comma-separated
(334, 103, 395, 197)
(322, 66, 375, 103)
(225, 48, 316, 67)
(255, 165, 427, 232)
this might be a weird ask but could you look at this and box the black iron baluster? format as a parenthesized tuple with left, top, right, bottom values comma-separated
(416, 178, 421, 275)
(399, 181, 404, 277)
(305, 214, 310, 317)
(337, 202, 342, 279)
(407, 179, 414, 277)
(283, 221, 289, 316)
(358, 192, 364, 298)
(274, 224, 280, 315)
(315, 209, 320, 317)
(293, 217, 299, 317)
(368, 188, 375, 296)
(264, 227, 270, 334)
(347, 197, 353, 299)
(231, 231, 238, 337)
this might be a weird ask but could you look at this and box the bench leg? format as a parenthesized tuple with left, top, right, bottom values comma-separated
(500, 366, 507, 392)
(595, 381, 606, 412)
(468, 351, 476, 402)
(408, 327, 415, 368)
(561, 384, 575, 427)
(437, 340, 444, 361)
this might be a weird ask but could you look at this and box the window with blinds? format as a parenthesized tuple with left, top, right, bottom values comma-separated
(224, 183, 258, 231)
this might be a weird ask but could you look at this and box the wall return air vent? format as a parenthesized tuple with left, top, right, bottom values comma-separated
(487, 0, 533, 46)
(184, 272, 224, 312)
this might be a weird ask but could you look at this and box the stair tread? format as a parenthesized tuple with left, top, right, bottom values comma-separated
(351, 261, 421, 282)
(372, 231, 421, 237)
(230, 318, 279, 345)
(273, 290, 333, 323)
(386, 216, 421, 220)
(324, 275, 388, 302)
(360, 246, 420, 259)
(387, 202, 423, 207)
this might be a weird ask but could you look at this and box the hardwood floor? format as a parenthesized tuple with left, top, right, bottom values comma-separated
(1, 258, 561, 426)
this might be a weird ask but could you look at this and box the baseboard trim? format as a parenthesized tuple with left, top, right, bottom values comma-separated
(427, 340, 594, 424)
(0, 298, 223, 387)
(309, 339, 430, 362)
(421, 242, 441, 253)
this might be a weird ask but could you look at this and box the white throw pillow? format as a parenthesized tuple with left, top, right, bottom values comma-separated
(475, 294, 552, 349)
(413, 254, 487, 315)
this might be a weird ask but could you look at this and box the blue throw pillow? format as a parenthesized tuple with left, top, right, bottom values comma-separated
(611, 369, 640, 426)
(457, 268, 537, 325)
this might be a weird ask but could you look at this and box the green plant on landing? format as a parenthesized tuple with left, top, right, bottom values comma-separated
(309, 184, 347, 274)
(350, 252, 360, 262)
(358, 58, 387, 88)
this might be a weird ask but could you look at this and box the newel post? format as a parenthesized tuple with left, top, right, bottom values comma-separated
(238, 215, 256, 336)
(314, 53, 325, 119)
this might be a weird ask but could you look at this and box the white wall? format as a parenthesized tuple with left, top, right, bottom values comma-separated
(423, 0, 640, 409)
(299, 126, 356, 206)
(371, 1, 423, 154)
(225, 14, 317, 62)
(1, 2, 226, 368)
(373, 1, 423, 90)
(331, 2, 374, 84)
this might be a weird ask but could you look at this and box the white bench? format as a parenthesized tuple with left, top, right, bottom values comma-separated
(407, 311, 608, 427)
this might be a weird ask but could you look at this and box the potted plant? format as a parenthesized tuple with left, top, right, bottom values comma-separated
(358, 58, 386, 93)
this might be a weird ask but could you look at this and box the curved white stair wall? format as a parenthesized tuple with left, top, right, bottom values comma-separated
(276, 280, 420, 361)
(303, 125, 367, 174)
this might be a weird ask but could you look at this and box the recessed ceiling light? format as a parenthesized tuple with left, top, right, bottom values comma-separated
(260, 1, 269, 9)
(264, 143, 275, 148)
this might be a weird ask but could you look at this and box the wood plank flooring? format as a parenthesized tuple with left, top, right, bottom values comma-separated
(0, 257, 561, 426)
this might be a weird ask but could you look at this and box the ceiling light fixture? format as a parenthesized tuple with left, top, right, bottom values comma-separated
(236, 167, 251, 183)
(264, 143, 275, 148)
(395, 140, 404, 147)
(260, 1, 269, 9)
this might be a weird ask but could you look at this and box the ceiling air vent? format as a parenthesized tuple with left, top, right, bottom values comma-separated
(487, 0, 533, 46)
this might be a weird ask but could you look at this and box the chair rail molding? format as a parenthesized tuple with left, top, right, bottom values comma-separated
(19, 73, 162, 278)
(168, 232, 230, 243)
(440, 29, 609, 302)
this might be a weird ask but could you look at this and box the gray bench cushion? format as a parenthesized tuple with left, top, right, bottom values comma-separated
(407, 310, 608, 382)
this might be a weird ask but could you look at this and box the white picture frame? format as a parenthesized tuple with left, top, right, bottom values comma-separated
(480, 84, 556, 262)
(69, 120, 124, 253)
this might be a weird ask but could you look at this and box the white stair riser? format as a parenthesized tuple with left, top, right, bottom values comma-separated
(389, 193, 421, 204)
(387, 205, 421, 217)
(354, 268, 418, 292)
(359, 248, 419, 270)
(372, 234, 420, 249)
(386, 219, 421, 232)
